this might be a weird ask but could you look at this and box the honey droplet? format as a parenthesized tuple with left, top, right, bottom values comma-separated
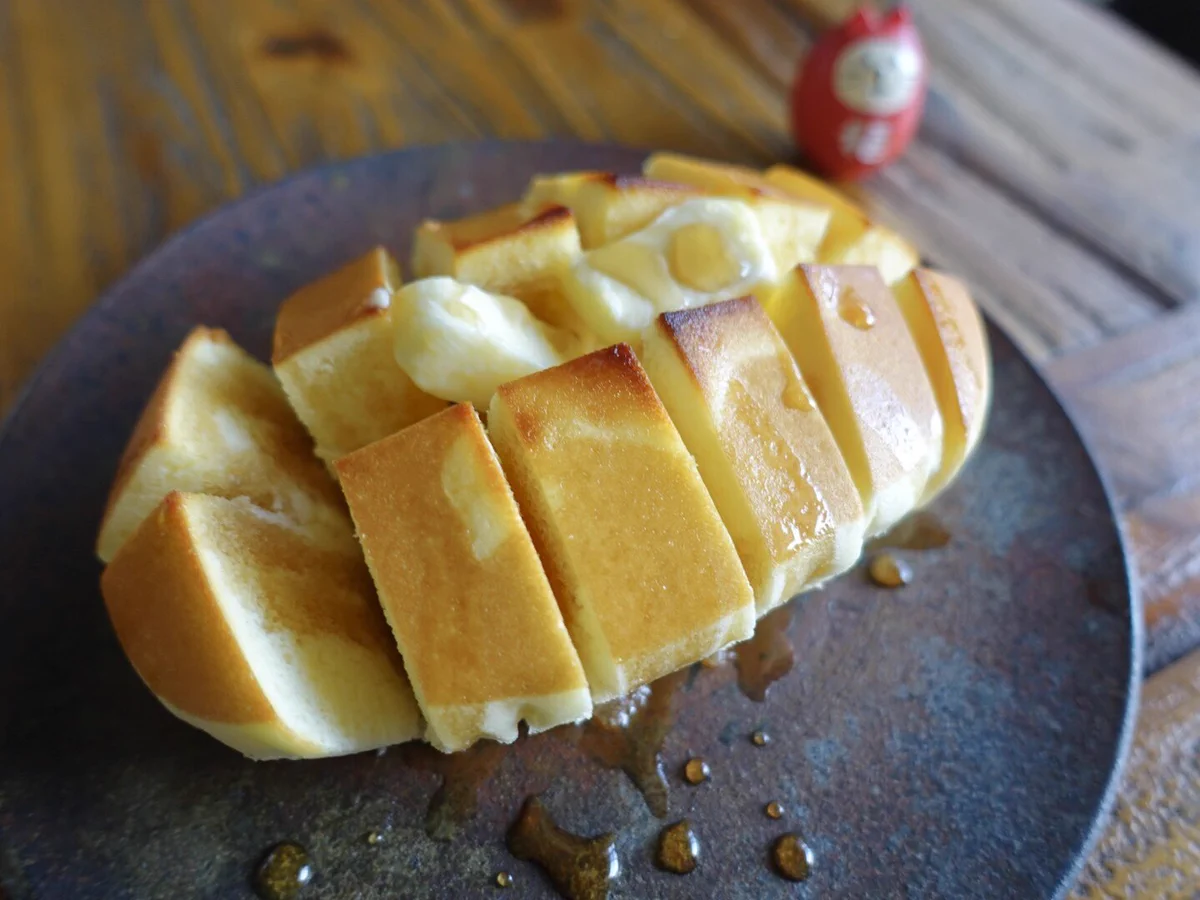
(495, 871, 514, 889)
(765, 801, 785, 820)
(701, 648, 731, 669)
(868, 552, 912, 588)
(751, 730, 770, 747)
(508, 796, 619, 900)
(365, 830, 385, 846)
(781, 379, 814, 412)
(838, 287, 876, 330)
(580, 670, 686, 818)
(253, 842, 313, 900)
(683, 757, 711, 785)
(656, 820, 700, 875)
(868, 510, 951, 551)
(733, 604, 795, 702)
(772, 833, 815, 882)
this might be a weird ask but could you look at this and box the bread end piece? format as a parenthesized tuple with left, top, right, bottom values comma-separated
(892, 269, 992, 498)
(101, 492, 422, 759)
(96, 326, 347, 563)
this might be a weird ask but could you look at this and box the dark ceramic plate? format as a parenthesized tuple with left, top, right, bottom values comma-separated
(0, 141, 1138, 900)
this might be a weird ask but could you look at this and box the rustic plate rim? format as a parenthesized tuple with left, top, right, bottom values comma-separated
(0, 139, 1142, 899)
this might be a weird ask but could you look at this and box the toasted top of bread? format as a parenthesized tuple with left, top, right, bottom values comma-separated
(524, 171, 704, 248)
(101, 492, 422, 758)
(96, 327, 346, 562)
(487, 344, 755, 700)
(335, 404, 590, 751)
(892, 268, 992, 495)
(643, 297, 867, 611)
(273, 247, 400, 364)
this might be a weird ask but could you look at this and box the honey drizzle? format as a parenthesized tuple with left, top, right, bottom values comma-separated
(579, 670, 686, 818)
(398, 740, 510, 840)
(867, 511, 951, 551)
(733, 604, 796, 701)
(508, 796, 619, 900)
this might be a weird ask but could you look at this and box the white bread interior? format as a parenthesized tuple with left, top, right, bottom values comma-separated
(336, 403, 591, 752)
(96, 326, 349, 563)
(101, 492, 423, 759)
(273, 246, 445, 462)
(640, 297, 868, 614)
(488, 344, 756, 702)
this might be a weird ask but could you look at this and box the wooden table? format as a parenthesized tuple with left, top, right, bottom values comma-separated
(1, 0, 1197, 894)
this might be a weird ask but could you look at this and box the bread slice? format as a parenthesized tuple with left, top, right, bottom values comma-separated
(891, 269, 992, 497)
(335, 404, 591, 752)
(392, 278, 570, 408)
(273, 247, 445, 461)
(643, 151, 783, 197)
(523, 172, 701, 248)
(411, 203, 588, 336)
(764, 265, 943, 536)
(488, 344, 756, 702)
(764, 164, 918, 284)
(559, 197, 781, 345)
(640, 297, 867, 614)
(96, 327, 349, 563)
(101, 492, 423, 759)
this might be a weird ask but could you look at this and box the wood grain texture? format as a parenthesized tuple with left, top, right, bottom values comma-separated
(1072, 649, 1200, 900)
(1049, 304, 1200, 673)
(2, 0, 1197, 413)
(2, 0, 1200, 893)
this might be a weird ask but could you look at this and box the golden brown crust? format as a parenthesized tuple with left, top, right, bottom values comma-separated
(101, 493, 277, 725)
(418, 203, 573, 252)
(104, 327, 233, 520)
(489, 345, 755, 695)
(272, 247, 397, 363)
(335, 404, 587, 710)
(499, 343, 667, 449)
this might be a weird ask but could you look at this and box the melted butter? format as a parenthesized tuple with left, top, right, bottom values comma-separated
(667, 222, 744, 292)
(838, 286, 876, 330)
(588, 240, 674, 302)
